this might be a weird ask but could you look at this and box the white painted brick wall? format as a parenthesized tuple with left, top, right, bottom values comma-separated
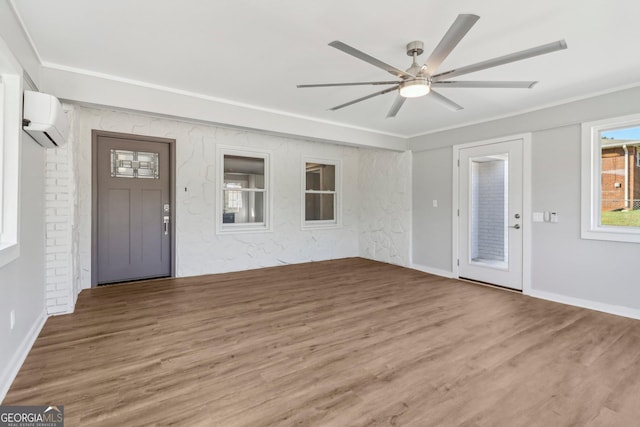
(44, 146, 72, 314)
(43, 104, 79, 315)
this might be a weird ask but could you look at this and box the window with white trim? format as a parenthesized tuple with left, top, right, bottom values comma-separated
(0, 77, 4, 234)
(581, 113, 640, 242)
(0, 49, 23, 267)
(216, 146, 271, 233)
(303, 159, 340, 228)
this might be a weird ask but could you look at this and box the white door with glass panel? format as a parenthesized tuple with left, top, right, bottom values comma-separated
(458, 139, 523, 290)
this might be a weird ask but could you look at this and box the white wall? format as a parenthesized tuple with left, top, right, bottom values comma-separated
(410, 86, 640, 315)
(0, 135, 47, 400)
(0, 7, 47, 401)
(72, 106, 363, 286)
(531, 125, 640, 312)
(358, 149, 412, 266)
(412, 147, 453, 274)
(0, 2, 40, 86)
(41, 67, 407, 151)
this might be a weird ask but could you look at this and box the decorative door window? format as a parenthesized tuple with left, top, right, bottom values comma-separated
(111, 149, 159, 179)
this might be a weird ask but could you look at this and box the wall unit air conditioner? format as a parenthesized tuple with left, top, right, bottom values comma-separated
(22, 90, 69, 148)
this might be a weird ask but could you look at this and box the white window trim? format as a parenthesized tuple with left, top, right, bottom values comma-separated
(581, 113, 640, 243)
(301, 157, 341, 230)
(216, 145, 272, 234)
(0, 40, 23, 268)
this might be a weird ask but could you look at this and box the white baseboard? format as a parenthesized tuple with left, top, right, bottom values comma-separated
(411, 263, 455, 279)
(0, 310, 47, 402)
(412, 263, 640, 321)
(525, 288, 640, 320)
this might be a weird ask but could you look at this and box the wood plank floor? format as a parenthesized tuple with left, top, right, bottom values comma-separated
(4, 258, 640, 426)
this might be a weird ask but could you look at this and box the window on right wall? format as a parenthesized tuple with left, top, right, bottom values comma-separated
(581, 113, 640, 242)
(303, 159, 341, 229)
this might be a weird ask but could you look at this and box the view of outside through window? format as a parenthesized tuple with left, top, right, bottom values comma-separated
(0, 80, 4, 234)
(223, 155, 265, 224)
(305, 163, 336, 222)
(600, 125, 640, 227)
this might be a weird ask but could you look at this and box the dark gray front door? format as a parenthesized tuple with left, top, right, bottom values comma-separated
(95, 134, 172, 284)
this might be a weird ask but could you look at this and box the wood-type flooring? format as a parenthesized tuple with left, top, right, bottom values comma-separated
(5, 258, 640, 426)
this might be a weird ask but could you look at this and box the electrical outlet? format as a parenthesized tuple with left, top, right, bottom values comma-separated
(550, 212, 559, 223)
(10, 309, 15, 330)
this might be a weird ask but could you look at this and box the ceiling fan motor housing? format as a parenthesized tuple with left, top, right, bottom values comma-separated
(406, 41, 424, 56)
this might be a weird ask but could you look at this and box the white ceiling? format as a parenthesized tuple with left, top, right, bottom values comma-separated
(11, 0, 640, 137)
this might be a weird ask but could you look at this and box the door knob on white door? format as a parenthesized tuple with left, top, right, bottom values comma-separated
(509, 224, 521, 229)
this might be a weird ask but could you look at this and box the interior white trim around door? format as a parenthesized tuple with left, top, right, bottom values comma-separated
(451, 133, 532, 292)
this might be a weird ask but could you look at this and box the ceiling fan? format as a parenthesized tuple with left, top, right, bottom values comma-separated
(297, 14, 567, 118)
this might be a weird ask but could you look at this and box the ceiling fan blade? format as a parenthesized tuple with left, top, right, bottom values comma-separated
(425, 14, 480, 75)
(329, 41, 415, 79)
(386, 95, 407, 118)
(429, 89, 464, 111)
(432, 80, 538, 88)
(297, 81, 399, 88)
(432, 40, 568, 81)
(329, 86, 398, 111)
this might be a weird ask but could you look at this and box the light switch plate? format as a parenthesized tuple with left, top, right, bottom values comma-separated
(533, 212, 544, 222)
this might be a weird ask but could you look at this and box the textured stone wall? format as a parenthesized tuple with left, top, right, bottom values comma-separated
(46, 105, 413, 309)
(357, 149, 412, 267)
(73, 106, 363, 287)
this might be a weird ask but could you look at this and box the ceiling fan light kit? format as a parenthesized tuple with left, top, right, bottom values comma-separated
(399, 79, 430, 98)
(297, 14, 567, 118)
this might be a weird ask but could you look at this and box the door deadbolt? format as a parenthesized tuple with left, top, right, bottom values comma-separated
(514, 213, 521, 219)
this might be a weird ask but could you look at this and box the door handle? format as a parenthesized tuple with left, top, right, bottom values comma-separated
(163, 216, 170, 235)
(509, 224, 521, 229)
